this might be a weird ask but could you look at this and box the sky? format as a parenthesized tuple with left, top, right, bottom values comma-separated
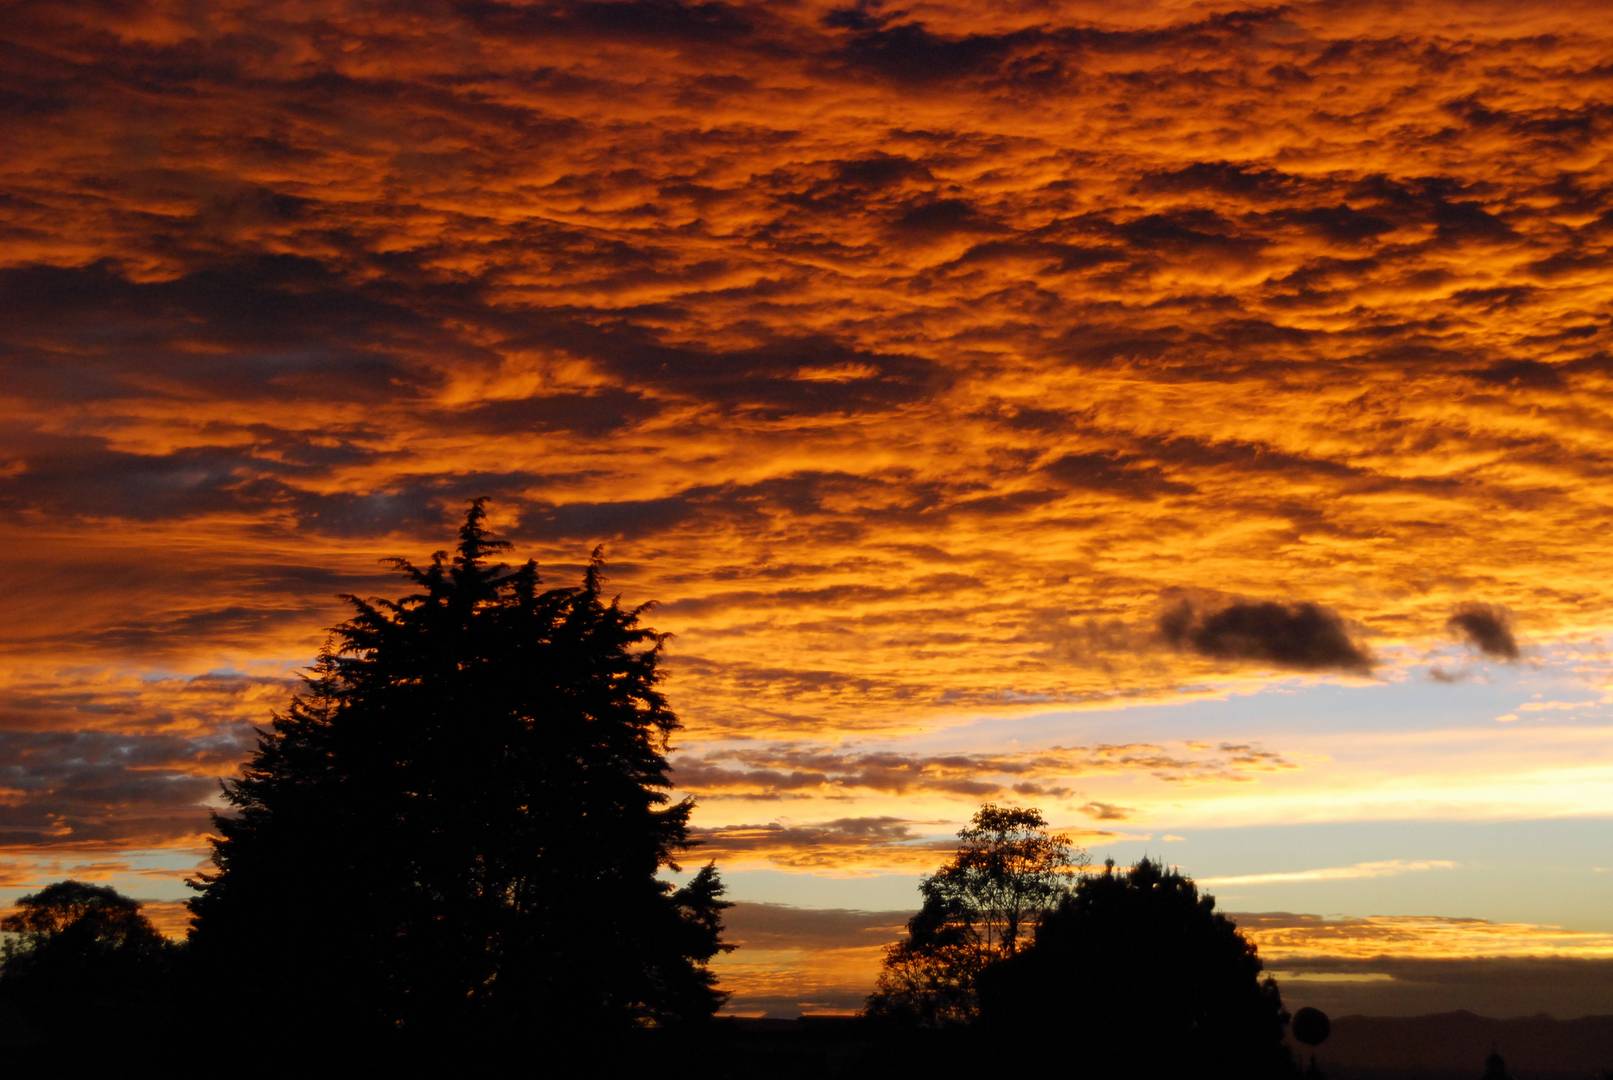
(2, 0, 1612, 1019)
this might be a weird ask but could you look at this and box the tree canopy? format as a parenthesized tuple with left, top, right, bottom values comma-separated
(865, 804, 1082, 1026)
(977, 858, 1295, 1076)
(186, 501, 729, 1041)
(0, 880, 174, 1039)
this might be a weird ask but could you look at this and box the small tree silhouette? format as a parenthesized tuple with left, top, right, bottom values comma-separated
(978, 858, 1295, 1076)
(865, 804, 1082, 1026)
(187, 501, 729, 1041)
(0, 880, 175, 1038)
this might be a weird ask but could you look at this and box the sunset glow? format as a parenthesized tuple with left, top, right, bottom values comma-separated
(3, 0, 1612, 1019)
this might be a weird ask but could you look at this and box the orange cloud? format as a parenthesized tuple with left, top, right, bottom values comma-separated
(1242, 912, 1613, 962)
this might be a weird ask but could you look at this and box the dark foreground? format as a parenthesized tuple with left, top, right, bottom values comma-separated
(700, 1013, 1613, 1079)
(708, 1013, 1613, 1079)
(5, 1010, 1610, 1077)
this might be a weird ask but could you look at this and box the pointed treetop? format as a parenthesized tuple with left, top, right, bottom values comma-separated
(584, 543, 607, 594)
(456, 497, 512, 568)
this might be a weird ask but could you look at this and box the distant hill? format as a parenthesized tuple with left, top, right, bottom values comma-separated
(711, 1012, 1613, 1079)
(1297, 1011, 1613, 1079)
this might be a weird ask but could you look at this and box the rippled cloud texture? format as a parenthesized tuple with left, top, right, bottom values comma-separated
(3, 0, 1612, 1011)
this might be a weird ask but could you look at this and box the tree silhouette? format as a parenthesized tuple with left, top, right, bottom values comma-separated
(978, 858, 1295, 1076)
(865, 804, 1081, 1026)
(1483, 1050, 1515, 1080)
(187, 501, 728, 1042)
(0, 880, 175, 1039)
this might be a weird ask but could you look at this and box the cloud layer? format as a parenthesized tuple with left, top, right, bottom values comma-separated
(3, 0, 1612, 1011)
(5, 0, 1605, 739)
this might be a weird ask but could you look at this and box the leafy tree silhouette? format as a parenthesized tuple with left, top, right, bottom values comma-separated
(187, 501, 728, 1043)
(865, 804, 1081, 1026)
(0, 880, 176, 1040)
(978, 858, 1295, 1077)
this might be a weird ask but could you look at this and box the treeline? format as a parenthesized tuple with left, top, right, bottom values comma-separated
(862, 805, 1297, 1077)
(0, 505, 1298, 1075)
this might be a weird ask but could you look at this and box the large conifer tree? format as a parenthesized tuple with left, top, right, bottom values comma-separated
(188, 501, 727, 1039)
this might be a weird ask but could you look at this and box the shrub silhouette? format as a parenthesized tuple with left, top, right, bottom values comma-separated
(866, 804, 1081, 1026)
(978, 858, 1295, 1077)
(187, 501, 728, 1043)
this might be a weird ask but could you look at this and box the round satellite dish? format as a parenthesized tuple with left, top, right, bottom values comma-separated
(1292, 1006, 1331, 1047)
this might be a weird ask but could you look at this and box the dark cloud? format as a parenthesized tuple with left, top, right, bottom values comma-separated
(517, 493, 708, 542)
(1079, 801, 1132, 821)
(674, 747, 998, 798)
(0, 429, 489, 533)
(457, 0, 761, 48)
(822, 3, 887, 33)
(289, 471, 572, 538)
(1160, 598, 1374, 674)
(82, 605, 326, 656)
(290, 490, 462, 539)
(0, 672, 290, 736)
(690, 816, 949, 868)
(832, 22, 1030, 86)
(1446, 603, 1519, 661)
(1467, 359, 1564, 389)
(1449, 285, 1538, 311)
(1273, 205, 1396, 244)
(783, 153, 937, 215)
(1116, 209, 1267, 260)
(1136, 161, 1304, 202)
(832, 154, 933, 189)
(0, 730, 243, 848)
(1128, 433, 1360, 482)
(887, 197, 996, 240)
(514, 319, 950, 417)
(1041, 451, 1194, 498)
(0, 437, 280, 520)
(568, 0, 757, 43)
(510, 466, 1102, 547)
(672, 740, 1294, 802)
(722, 901, 907, 950)
(943, 238, 1125, 274)
(452, 390, 664, 437)
(1431, 199, 1518, 245)
(0, 258, 442, 404)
